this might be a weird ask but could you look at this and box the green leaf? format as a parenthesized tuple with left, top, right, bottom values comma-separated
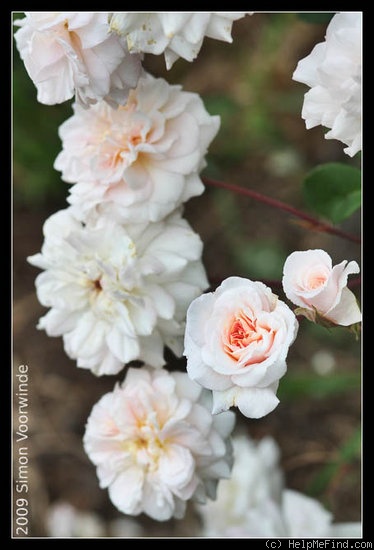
(303, 163, 361, 224)
(297, 13, 335, 25)
(278, 372, 361, 401)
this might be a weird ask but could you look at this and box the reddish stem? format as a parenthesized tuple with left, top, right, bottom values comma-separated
(202, 176, 361, 245)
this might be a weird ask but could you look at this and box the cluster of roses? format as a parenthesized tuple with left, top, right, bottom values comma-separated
(14, 12, 361, 524)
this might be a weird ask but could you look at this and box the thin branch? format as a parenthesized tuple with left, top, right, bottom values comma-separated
(203, 176, 361, 245)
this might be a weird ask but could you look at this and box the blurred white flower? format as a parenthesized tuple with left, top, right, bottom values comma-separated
(107, 517, 144, 537)
(83, 366, 236, 521)
(311, 349, 336, 375)
(329, 522, 362, 537)
(282, 490, 361, 538)
(184, 277, 298, 419)
(46, 501, 106, 537)
(197, 433, 284, 536)
(13, 12, 142, 108)
(54, 71, 220, 223)
(282, 489, 333, 537)
(109, 13, 252, 69)
(293, 12, 362, 157)
(198, 434, 362, 538)
(28, 208, 208, 375)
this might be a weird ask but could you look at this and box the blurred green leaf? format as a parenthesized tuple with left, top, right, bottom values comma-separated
(297, 13, 335, 25)
(305, 319, 360, 346)
(203, 94, 251, 164)
(308, 427, 361, 495)
(203, 94, 240, 121)
(213, 189, 243, 236)
(279, 372, 361, 400)
(303, 163, 361, 224)
(233, 240, 286, 280)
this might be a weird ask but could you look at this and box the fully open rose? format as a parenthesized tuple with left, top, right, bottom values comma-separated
(28, 208, 209, 376)
(184, 277, 298, 419)
(282, 249, 361, 326)
(55, 71, 220, 224)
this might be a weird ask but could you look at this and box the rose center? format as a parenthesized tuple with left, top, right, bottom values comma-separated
(307, 272, 327, 290)
(100, 114, 146, 171)
(225, 312, 263, 354)
(222, 309, 277, 367)
(123, 419, 167, 472)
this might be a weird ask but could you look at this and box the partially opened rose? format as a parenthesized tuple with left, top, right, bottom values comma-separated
(282, 249, 361, 327)
(184, 277, 299, 419)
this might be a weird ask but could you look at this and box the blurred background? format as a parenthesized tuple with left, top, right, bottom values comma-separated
(12, 13, 361, 537)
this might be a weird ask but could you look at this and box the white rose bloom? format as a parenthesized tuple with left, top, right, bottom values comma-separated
(293, 12, 362, 157)
(28, 208, 209, 376)
(13, 12, 142, 108)
(109, 12, 252, 69)
(83, 366, 236, 521)
(54, 71, 220, 223)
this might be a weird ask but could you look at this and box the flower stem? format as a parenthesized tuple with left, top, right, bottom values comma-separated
(202, 176, 361, 245)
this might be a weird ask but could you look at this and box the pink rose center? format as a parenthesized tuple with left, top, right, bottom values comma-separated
(229, 316, 260, 349)
(223, 310, 275, 366)
(100, 123, 145, 170)
(304, 267, 329, 291)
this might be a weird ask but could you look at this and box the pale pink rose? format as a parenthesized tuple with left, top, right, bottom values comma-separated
(110, 13, 252, 69)
(55, 71, 220, 223)
(13, 12, 142, 107)
(184, 277, 299, 419)
(282, 249, 361, 326)
(83, 366, 235, 521)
